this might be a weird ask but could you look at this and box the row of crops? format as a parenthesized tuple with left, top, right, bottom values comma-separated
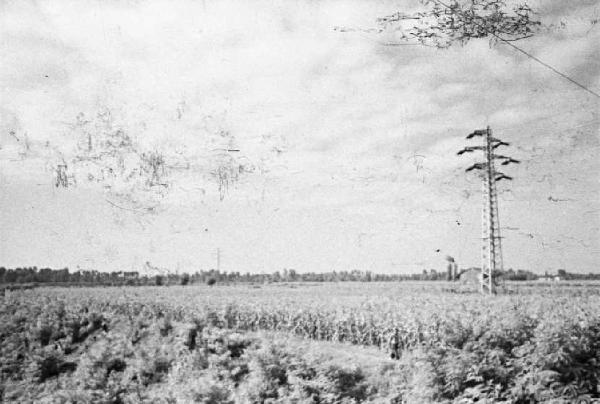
(27, 283, 598, 351)
(2, 282, 599, 402)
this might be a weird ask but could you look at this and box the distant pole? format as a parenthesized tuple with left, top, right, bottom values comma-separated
(458, 127, 519, 295)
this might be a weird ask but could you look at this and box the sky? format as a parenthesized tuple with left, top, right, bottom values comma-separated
(0, 0, 599, 274)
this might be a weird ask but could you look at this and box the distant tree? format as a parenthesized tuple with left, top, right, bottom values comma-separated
(154, 275, 164, 286)
(4, 270, 17, 283)
(180, 273, 190, 286)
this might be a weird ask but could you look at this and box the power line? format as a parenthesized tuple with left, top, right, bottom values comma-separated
(431, 0, 600, 99)
(496, 117, 599, 135)
(491, 35, 600, 99)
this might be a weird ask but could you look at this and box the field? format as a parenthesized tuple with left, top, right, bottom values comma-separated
(1, 282, 599, 403)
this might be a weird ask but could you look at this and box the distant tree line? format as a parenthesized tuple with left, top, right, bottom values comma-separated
(1, 266, 598, 287)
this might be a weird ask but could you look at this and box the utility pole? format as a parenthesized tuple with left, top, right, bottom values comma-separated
(458, 127, 519, 295)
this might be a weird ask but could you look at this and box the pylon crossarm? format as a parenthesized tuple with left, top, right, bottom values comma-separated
(493, 154, 520, 164)
(465, 162, 487, 172)
(466, 129, 487, 139)
(492, 141, 510, 149)
(495, 173, 513, 181)
(457, 146, 485, 155)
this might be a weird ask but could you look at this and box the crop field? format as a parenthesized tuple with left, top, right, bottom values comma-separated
(1, 282, 599, 403)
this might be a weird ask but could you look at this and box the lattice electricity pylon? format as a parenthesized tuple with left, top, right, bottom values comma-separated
(458, 127, 519, 295)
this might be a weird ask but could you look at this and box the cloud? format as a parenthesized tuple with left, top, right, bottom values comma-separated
(0, 0, 598, 273)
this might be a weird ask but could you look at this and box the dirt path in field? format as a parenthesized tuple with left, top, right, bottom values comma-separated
(248, 330, 394, 369)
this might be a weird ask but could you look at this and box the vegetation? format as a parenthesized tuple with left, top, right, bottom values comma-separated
(377, 0, 541, 48)
(2, 266, 598, 288)
(1, 282, 599, 402)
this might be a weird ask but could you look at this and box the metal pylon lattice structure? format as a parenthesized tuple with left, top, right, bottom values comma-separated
(458, 126, 519, 295)
(481, 128, 502, 294)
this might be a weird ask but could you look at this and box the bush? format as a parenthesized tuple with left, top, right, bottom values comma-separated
(238, 342, 291, 402)
(30, 352, 76, 383)
(319, 364, 371, 403)
(35, 324, 54, 347)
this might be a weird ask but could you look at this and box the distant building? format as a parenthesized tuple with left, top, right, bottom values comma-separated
(446, 256, 459, 281)
(537, 274, 562, 282)
(458, 268, 480, 284)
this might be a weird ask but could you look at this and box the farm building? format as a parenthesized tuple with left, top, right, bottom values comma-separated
(458, 268, 481, 284)
(537, 275, 562, 282)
